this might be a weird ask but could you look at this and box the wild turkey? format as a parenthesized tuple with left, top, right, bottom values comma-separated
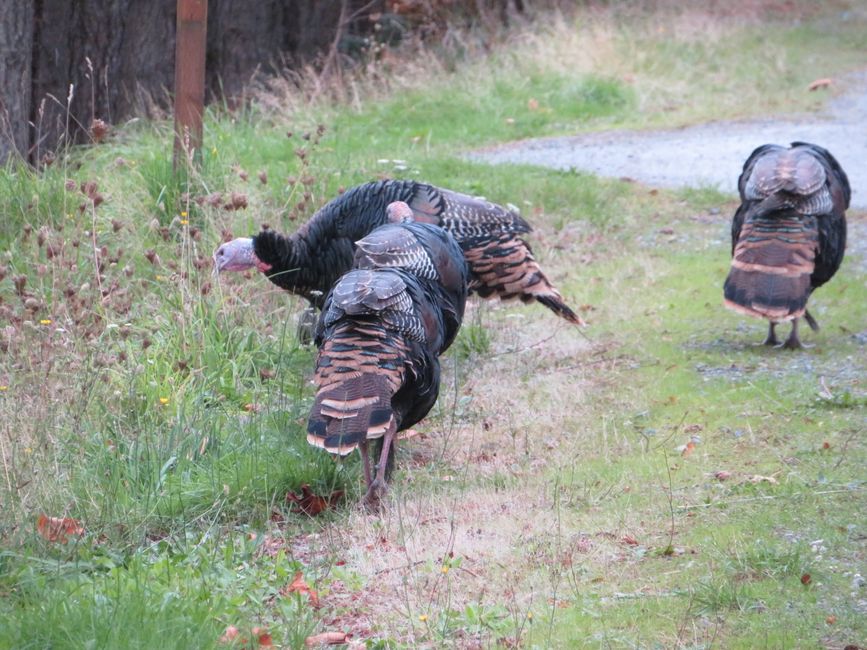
(723, 142, 849, 348)
(306, 214, 469, 507)
(213, 179, 584, 326)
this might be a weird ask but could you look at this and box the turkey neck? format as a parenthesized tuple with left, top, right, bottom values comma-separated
(254, 219, 355, 310)
(253, 180, 418, 308)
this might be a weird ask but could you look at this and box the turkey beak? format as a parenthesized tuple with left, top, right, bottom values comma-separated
(212, 244, 228, 275)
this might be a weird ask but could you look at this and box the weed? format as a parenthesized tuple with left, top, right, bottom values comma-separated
(2, 3, 867, 649)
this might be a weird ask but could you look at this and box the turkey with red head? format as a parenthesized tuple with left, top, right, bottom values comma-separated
(306, 210, 469, 508)
(213, 179, 584, 327)
(723, 142, 849, 348)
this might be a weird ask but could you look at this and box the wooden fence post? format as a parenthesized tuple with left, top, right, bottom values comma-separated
(173, 0, 207, 169)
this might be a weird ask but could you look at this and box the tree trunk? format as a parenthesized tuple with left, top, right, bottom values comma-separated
(0, 0, 34, 162)
(4, 0, 530, 165)
(30, 0, 176, 161)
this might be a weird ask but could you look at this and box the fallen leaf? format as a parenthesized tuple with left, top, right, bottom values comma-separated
(282, 571, 321, 608)
(621, 535, 639, 546)
(679, 441, 696, 458)
(304, 631, 348, 646)
(822, 441, 831, 450)
(808, 77, 832, 91)
(801, 573, 812, 585)
(286, 485, 343, 516)
(826, 615, 837, 625)
(252, 627, 273, 647)
(36, 513, 84, 543)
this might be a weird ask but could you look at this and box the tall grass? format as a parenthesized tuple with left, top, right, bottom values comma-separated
(2, 2, 867, 647)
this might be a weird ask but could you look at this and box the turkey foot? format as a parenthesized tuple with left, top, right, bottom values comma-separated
(780, 319, 811, 350)
(763, 322, 780, 346)
(363, 478, 388, 513)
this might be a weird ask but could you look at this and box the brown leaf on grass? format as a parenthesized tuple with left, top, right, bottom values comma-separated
(286, 485, 343, 516)
(304, 631, 349, 646)
(282, 571, 321, 608)
(801, 573, 812, 585)
(252, 627, 273, 646)
(621, 535, 639, 546)
(37, 513, 84, 543)
(679, 441, 696, 458)
(826, 615, 837, 625)
(808, 78, 832, 91)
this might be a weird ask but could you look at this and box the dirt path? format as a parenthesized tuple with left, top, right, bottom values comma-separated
(470, 72, 867, 208)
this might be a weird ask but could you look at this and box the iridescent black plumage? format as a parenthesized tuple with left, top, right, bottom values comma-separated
(724, 142, 849, 348)
(352, 221, 468, 352)
(252, 180, 582, 324)
(306, 221, 468, 507)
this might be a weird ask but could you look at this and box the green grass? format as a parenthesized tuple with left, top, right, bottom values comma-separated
(2, 2, 867, 648)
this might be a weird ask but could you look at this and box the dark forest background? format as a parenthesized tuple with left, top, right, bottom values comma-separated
(0, 0, 551, 164)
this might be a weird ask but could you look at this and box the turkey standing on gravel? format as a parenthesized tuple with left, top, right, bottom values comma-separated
(213, 180, 585, 332)
(723, 142, 849, 349)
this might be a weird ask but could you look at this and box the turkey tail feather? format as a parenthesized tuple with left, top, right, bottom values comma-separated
(307, 328, 406, 456)
(307, 368, 398, 455)
(463, 233, 585, 326)
(535, 295, 586, 326)
(724, 212, 817, 322)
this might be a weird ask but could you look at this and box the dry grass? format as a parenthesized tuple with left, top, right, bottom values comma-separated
(3, 2, 867, 648)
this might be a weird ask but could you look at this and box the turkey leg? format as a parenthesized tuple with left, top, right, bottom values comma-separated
(763, 322, 780, 346)
(364, 422, 397, 510)
(358, 440, 373, 488)
(782, 318, 806, 350)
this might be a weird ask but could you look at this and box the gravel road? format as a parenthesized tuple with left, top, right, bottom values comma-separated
(469, 73, 867, 209)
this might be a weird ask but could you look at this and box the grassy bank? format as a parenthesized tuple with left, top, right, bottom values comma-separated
(1, 2, 866, 648)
